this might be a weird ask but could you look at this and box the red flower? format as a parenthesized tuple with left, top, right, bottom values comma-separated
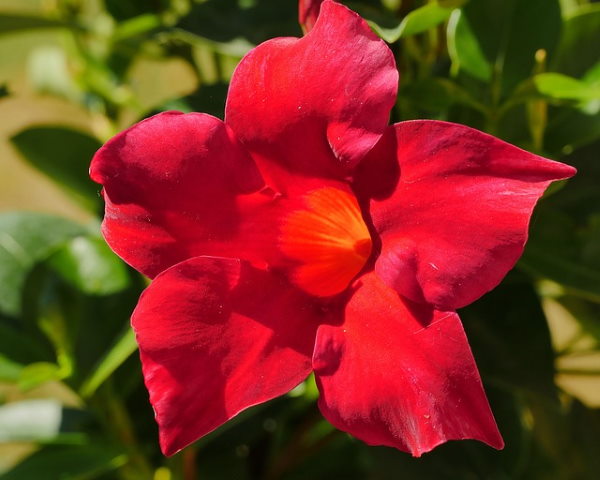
(299, 0, 325, 32)
(90, 1, 575, 457)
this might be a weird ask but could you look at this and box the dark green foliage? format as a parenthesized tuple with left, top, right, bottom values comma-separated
(0, 1, 598, 479)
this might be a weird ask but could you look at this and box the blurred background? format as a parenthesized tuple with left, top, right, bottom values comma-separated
(0, 0, 599, 478)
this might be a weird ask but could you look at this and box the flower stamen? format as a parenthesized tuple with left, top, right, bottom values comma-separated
(279, 187, 372, 296)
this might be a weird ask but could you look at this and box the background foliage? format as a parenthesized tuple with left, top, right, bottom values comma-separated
(1, 0, 599, 479)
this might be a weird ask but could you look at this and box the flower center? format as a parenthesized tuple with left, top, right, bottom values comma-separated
(279, 187, 372, 297)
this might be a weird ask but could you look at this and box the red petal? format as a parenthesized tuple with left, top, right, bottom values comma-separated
(90, 111, 273, 278)
(132, 256, 324, 456)
(299, 0, 325, 32)
(225, 0, 398, 190)
(357, 121, 576, 310)
(313, 272, 503, 456)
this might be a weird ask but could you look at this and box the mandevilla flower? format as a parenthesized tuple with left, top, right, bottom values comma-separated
(90, 0, 575, 457)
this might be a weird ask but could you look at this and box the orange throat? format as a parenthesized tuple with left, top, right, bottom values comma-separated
(279, 187, 372, 297)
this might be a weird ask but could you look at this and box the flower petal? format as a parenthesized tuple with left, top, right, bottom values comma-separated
(356, 120, 576, 310)
(90, 111, 273, 278)
(313, 272, 503, 457)
(132, 256, 324, 456)
(299, 0, 325, 32)
(225, 0, 398, 189)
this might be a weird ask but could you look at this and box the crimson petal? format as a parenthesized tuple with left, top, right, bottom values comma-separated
(313, 272, 503, 456)
(299, 0, 325, 32)
(225, 0, 398, 189)
(90, 111, 272, 278)
(358, 120, 576, 310)
(132, 256, 324, 456)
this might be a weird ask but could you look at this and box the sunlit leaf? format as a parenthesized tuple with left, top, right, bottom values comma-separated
(553, 4, 600, 78)
(0, 354, 22, 382)
(398, 3, 453, 37)
(27, 46, 79, 101)
(17, 362, 63, 391)
(0, 444, 126, 480)
(535, 73, 600, 101)
(79, 328, 137, 398)
(448, 0, 561, 94)
(0, 213, 84, 316)
(0, 14, 66, 36)
(47, 236, 130, 296)
(10, 127, 102, 212)
(369, 3, 454, 43)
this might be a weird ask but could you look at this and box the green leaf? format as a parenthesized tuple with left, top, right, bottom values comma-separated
(10, 127, 102, 212)
(17, 362, 64, 391)
(398, 3, 454, 37)
(177, 0, 300, 50)
(544, 107, 600, 154)
(112, 13, 161, 41)
(448, 0, 562, 94)
(553, 296, 600, 346)
(0, 14, 66, 36)
(370, 3, 454, 43)
(0, 354, 22, 382)
(462, 272, 558, 396)
(104, 0, 163, 21)
(520, 246, 600, 302)
(79, 328, 137, 398)
(0, 212, 85, 316)
(27, 46, 79, 101)
(400, 77, 488, 113)
(553, 5, 600, 78)
(534, 73, 600, 101)
(47, 237, 130, 296)
(447, 9, 491, 81)
(0, 444, 126, 480)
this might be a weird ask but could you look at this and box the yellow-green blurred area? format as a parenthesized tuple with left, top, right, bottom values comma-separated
(1, 0, 600, 479)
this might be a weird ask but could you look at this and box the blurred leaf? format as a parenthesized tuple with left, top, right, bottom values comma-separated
(554, 296, 600, 346)
(568, 401, 600, 478)
(10, 127, 102, 212)
(166, 28, 255, 58)
(177, 0, 299, 48)
(399, 77, 487, 114)
(0, 354, 22, 382)
(553, 5, 600, 78)
(447, 9, 491, 81)
(521, 241, 600, 302)
(534, 73, 600, 101)
(0, 213, 84, 316)
(370, 3, 454, 43)
(0, 14, 66, 36)
(27, 46, 80, 100)
(0, 84, 9, 98)
(584, 61, 600, 85)
(80, 328, 137, 398)
(112, 13, 161, 41)
(544, 106, 600, 153)
(0, 444, 126, 480)
(18, 362, 63, 391)
(448, 0, 561, 94)
(103, 0, 165, 21)
(461, 272, 558, 396)
(398, 2, 453, 37)
(16, 257, 142, 391)
(47, 236, 130, 296)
